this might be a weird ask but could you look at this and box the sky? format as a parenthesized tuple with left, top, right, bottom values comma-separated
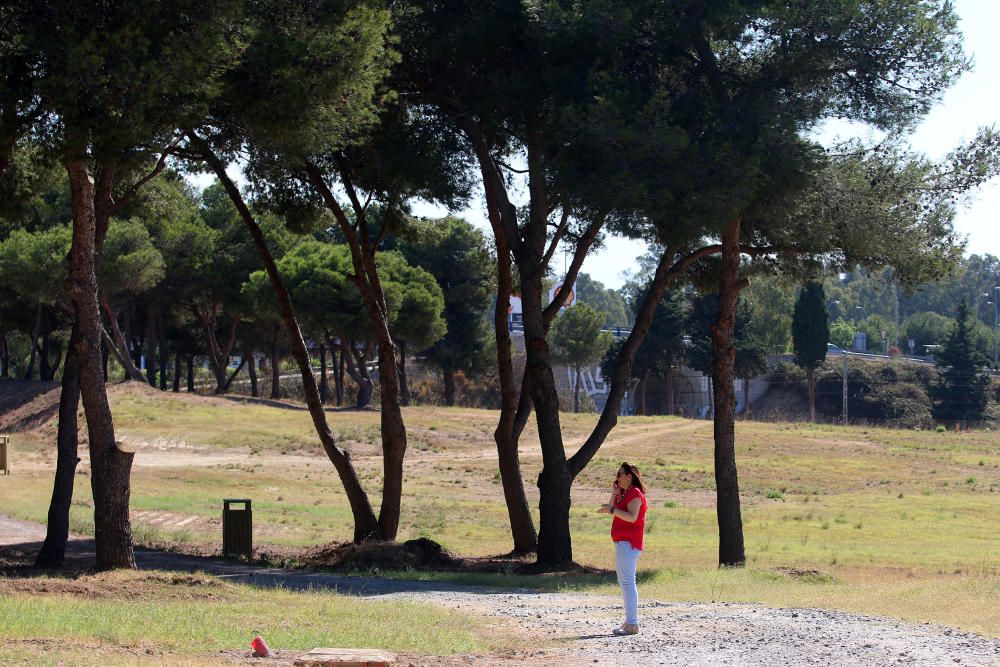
(416, 0, 1000, 290)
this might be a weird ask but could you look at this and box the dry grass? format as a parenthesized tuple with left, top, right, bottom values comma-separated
(1, 382, 998, 636)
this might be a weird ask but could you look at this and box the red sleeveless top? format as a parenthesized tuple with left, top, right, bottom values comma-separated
(611, 486, 647, 550)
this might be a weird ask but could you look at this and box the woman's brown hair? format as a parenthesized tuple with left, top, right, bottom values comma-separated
(620, 461, 646, 494)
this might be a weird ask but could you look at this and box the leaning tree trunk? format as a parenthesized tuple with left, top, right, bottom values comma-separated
(36, 331, 81, 568)
(198, 139, 380, 541)
(476, 149, 537, 555)
(304, 161, 408, 541)
(710, 215, 746, 568)
(101, 298, 145, 382)
(65, 158, 135, 570)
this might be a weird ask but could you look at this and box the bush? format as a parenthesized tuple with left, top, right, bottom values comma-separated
(813, 357, 938, 427)
(861, 382, 933, 429)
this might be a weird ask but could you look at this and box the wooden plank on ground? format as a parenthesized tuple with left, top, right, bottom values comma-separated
(293, 647, 396, 667)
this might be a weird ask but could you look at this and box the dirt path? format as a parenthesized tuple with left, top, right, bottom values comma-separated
(1, 514, 997, 666)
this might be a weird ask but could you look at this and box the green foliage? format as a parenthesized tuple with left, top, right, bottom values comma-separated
(0, 224, 71, 305)
(743, 275, 796, 354)
(575, 274, 628, 329)
(253, 240, 445, 350)
(903, 311, 954, 356)
(393, 217, 494, 373)
(792, 282, 829, 372)
(829, 318, 857, 351)
(100, 219, 165, 300)
(815, 357, 937, 428)
(734, 300, 769, 384)
(931, 298, 991, 421)
(550, 305, 613, 369)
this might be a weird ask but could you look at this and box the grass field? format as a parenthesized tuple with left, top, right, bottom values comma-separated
(1, 382, 998, 651)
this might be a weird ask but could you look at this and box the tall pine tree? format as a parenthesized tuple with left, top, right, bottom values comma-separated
(931, 298, 990, 423)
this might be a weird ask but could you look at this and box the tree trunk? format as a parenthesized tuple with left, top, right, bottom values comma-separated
(472, 142, 537, 555)
(38, 308, 53, 381)
(101, 338, 109, 381)
(398, 340, 409, 407)
(186, 353, 195, 392)
(36, 332, 81, 568)
(196, 305, 239, 394)
(65, 158, 135, 570)
(742, 374, 751, 418)
(639, 368, 649, 415)
(573, 365, 581, 413)
(519, 237, 572, 565)
(443, 369, 456, 407)
(319, 342, 328, 404)
(145, 306, 157, 386)
(24, 303, 42, 380)
(247, 339, 259, 398)
(101, 297, 146, 382)
(173, 351, 181, 393)
(807, 367, 816, 422)
(304, 161, 408, 541)
(710, 216, 746, 568)
(343, 340, 374, 409)
(0, 329, 9, 378)
(334, 341, 345, 406)
(666, 365, 675, 415)
(157, 311, 168, 391)
(197, 138, 379, 541)
(270, 326, 281, 399)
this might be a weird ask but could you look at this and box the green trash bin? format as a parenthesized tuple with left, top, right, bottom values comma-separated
(222, 498, 252, 558)
(0, 435, 9, 475)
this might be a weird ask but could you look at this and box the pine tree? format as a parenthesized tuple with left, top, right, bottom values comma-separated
(931, 298, 990, 422)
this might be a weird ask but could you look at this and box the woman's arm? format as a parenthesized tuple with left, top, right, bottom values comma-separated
(611, 497, 642, 523)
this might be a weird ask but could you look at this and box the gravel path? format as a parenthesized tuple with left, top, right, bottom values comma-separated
(2, 514, 998, 666)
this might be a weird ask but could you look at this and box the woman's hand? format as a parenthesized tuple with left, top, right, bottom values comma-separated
(596, 503, 613, 514)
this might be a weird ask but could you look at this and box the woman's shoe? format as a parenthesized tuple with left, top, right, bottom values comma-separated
(612, 623, 639, 636)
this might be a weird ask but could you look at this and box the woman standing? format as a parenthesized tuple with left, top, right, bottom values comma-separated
(598, 461, 648, 635)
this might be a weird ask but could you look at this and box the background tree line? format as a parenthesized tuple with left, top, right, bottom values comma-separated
(2, 0, 997, 572)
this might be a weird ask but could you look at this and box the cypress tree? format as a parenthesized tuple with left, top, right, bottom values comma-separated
(793, 281, 830, 422)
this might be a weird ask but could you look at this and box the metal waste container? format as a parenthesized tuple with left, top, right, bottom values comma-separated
(0, 435, 9, 475)
(222, 498, 252, 558)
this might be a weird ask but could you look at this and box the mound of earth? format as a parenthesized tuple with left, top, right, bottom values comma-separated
(751, 384, 810, 421)
(0, 379, 60, 432)
(303, 537, 463, 571)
